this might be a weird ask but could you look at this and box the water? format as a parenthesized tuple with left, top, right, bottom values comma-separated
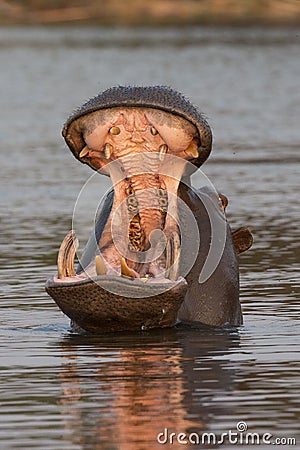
(0, 26, 299, 449)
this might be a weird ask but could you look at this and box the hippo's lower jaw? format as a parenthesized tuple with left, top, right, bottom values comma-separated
(46, 272, 187, 333)
(46, 224, 188, 333)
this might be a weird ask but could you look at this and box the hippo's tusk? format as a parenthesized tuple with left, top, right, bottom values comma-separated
(185, 142, 199, 159)
(79, 146, 90, 158)
(95, 254, 107, 275)
(165, 231, 180, 281)
(57, 230, 78, 278)
(120, 257, 139, 278)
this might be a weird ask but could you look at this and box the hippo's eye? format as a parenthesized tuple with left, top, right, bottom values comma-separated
(109, 126, 121, 135)
(150, 127, 158, 136)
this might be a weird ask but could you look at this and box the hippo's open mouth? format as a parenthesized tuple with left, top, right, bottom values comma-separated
(57, 106, 207, 283)
(45, 86, 214, 332)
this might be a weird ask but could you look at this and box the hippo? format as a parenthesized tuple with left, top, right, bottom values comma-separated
(45, 86, 252, 333)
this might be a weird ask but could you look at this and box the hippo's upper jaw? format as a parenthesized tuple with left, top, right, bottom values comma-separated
(46, 86, 216, 333)
(62, 106, 205, 279)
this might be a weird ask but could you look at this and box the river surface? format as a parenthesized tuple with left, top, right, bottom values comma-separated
(0, 26, 299, 449)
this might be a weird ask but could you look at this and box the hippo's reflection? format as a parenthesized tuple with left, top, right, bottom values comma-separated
(58, 326, 240, 449)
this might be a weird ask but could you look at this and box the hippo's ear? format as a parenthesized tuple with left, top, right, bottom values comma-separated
(232, 227, 253, 254)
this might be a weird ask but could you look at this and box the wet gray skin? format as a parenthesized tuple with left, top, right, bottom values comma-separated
(45, 86, 252, 333)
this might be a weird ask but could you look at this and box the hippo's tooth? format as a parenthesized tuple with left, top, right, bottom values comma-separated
(121, 257, 139, 278)
(95, 255, 107, 275)
(57, 230, 79, 279)
(165, 231, 180, 281)
(104, 143, 113, 160)
(185, 143, 198, 159)
(79, 146, 90, 158)
(151, 126, 158, 136)
(109, 126, 121, 135)
(158, 144, 168, 161)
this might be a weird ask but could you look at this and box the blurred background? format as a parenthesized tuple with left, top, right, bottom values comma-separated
(1, 0, 300, 26)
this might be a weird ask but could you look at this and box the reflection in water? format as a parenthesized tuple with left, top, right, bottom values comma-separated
(58, 327, 241, 449)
